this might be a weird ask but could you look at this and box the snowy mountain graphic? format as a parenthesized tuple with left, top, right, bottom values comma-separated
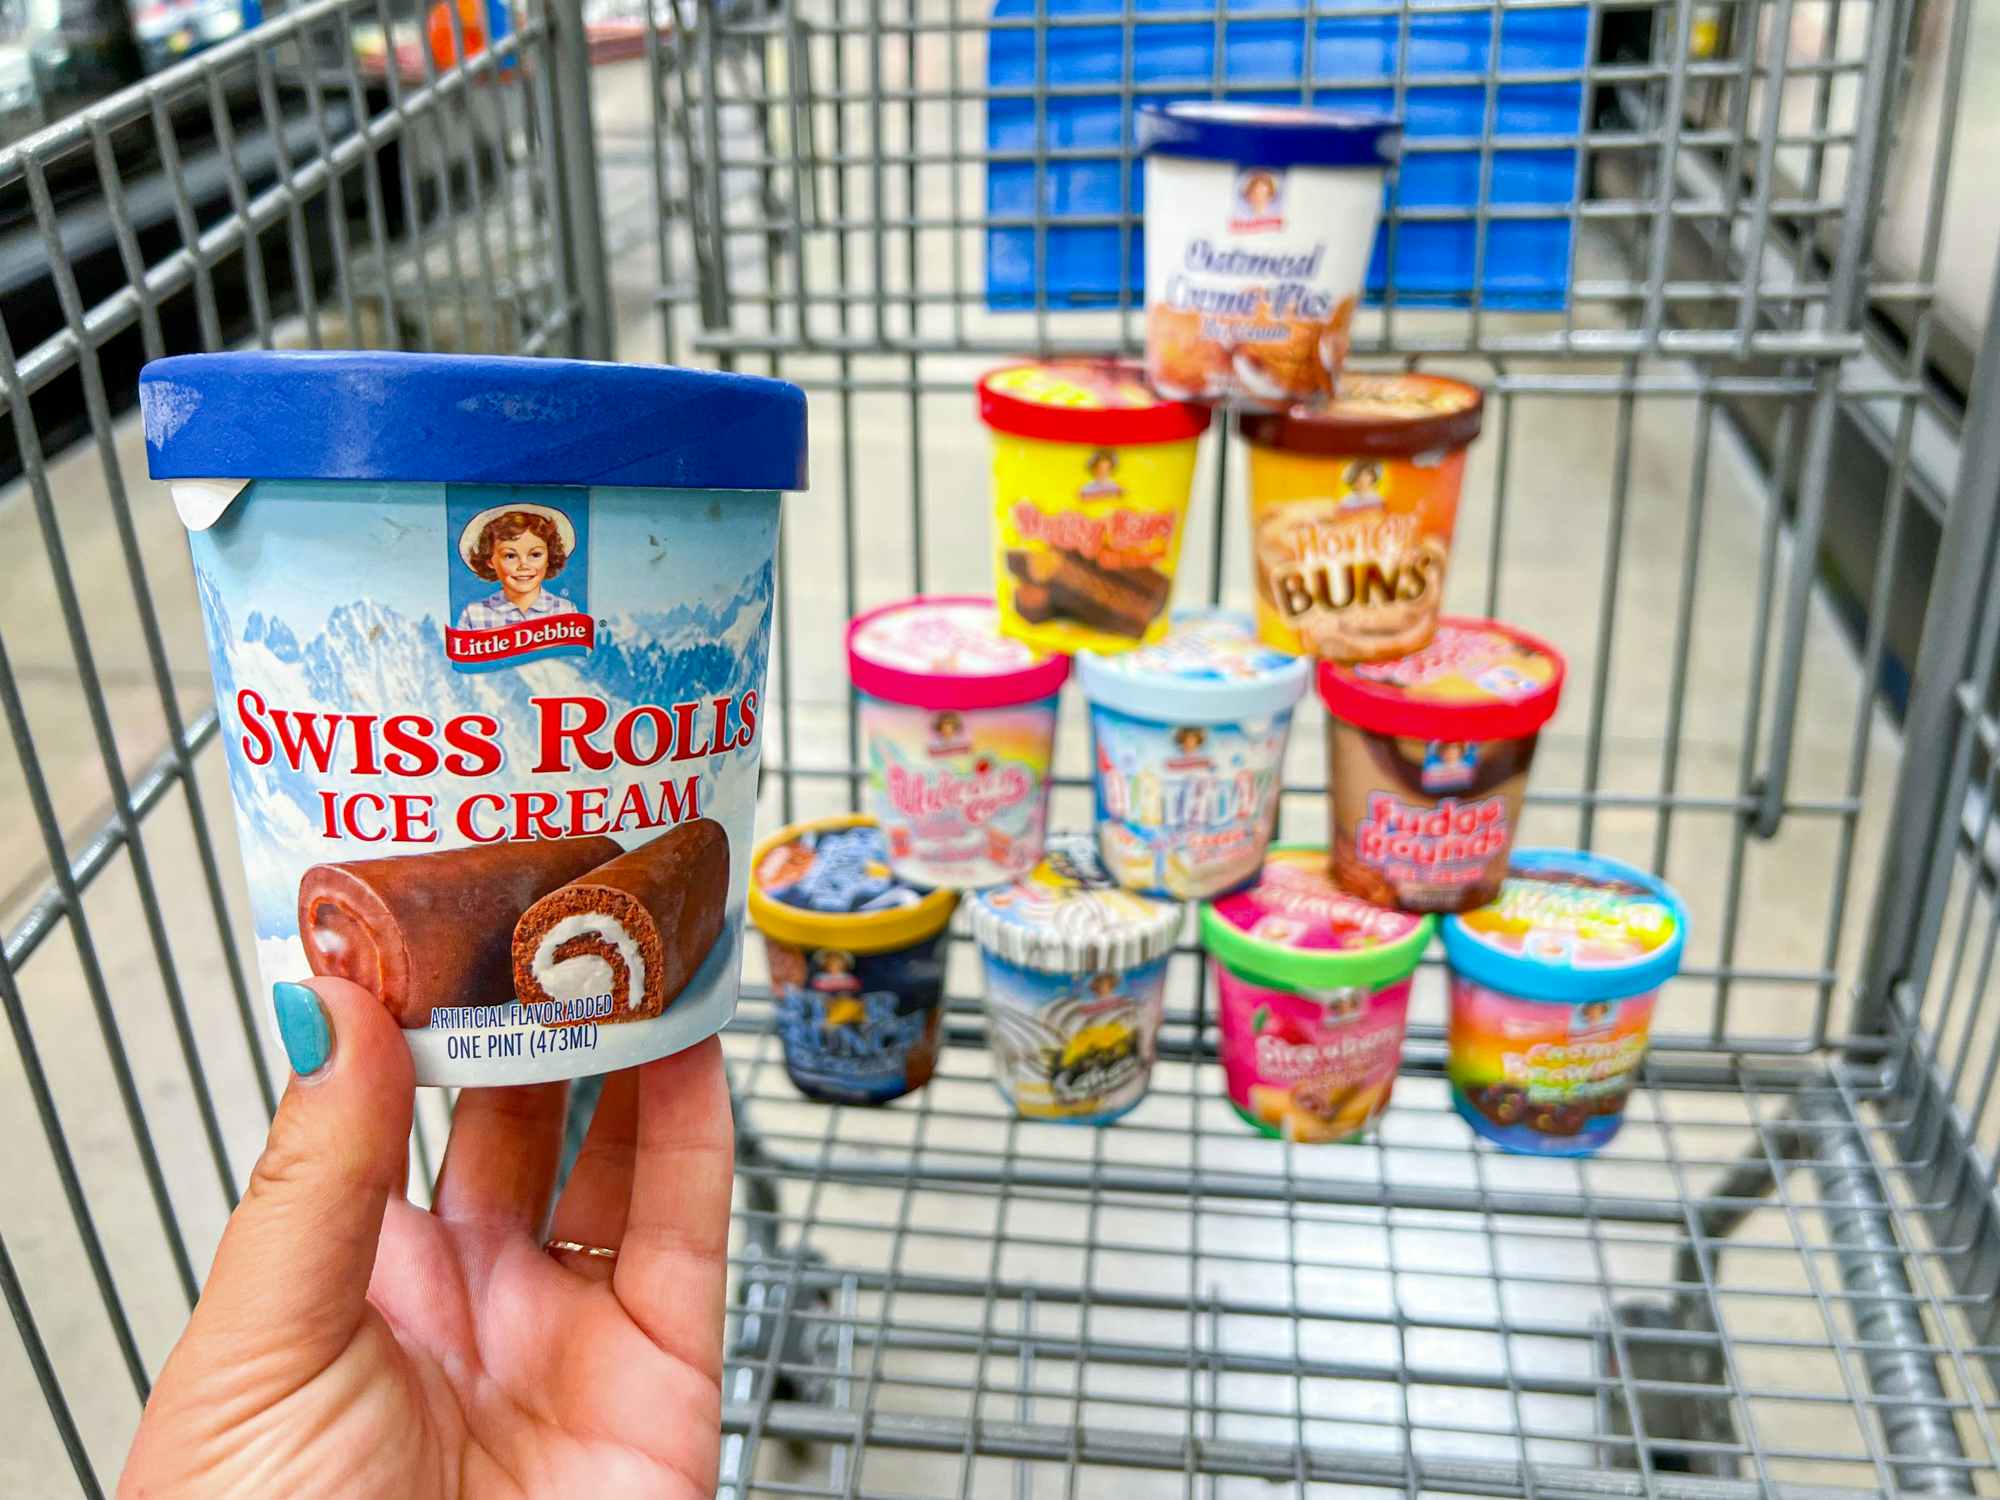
(193, 559, 773, 943)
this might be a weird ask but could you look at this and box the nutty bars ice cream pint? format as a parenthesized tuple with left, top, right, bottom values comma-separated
(1238, 373, 1484, 663)
(1317, 618, 1566, 915)
(143, 351, 806, 1086)
(1138, 103, 1399, 410)
(979, 358, 1208, 655)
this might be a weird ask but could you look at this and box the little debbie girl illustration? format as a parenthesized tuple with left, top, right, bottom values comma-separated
(456, 506, 580, 629)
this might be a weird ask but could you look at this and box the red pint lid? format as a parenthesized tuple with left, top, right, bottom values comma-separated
(1316, 616, 1565, 742)
(978, 358, 1211, 446)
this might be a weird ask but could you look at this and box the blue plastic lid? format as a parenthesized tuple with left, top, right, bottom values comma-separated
(1076, 610, 1310, 725)
(1442, 849, 1688, 1004)
(1138, 102, 1400, 171)
(139, 351, 809, 491)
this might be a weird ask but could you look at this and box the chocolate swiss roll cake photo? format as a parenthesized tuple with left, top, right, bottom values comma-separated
(511, 818, 731, 1025)
(298, 834, 623, 1028)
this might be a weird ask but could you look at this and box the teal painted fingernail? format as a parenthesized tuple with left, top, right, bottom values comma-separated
(273, 982, 331, 1076)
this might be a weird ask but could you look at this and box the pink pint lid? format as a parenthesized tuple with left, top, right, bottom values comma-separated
(847, 595, 1072, 711)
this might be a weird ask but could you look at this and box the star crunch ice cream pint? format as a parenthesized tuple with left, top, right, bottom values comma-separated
(749, 816, 960, 1105)
(978, 358, 1209, 654)
(1238, 373, 1485, 662)
(1075, 609, 1310, 900)
(848, 596, 1070, 889)
(968, 835, 1185, 1124)
(1443, 850, 1687, 1156)
(141, 350, 805, 1087)
(1318, 618, 1566, 914)
(1138, 103, 1399, 409)
(1200, 847, 1434, 1143)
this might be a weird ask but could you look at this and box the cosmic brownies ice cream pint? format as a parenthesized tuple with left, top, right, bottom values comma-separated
(1138, 103, 1399, 409)
(1318, 618, 1565, 914)
(143, 350, 805, 1086)
(979, 359, 1208, 654)
(848, 596, 1070, 889)
(1444, 850, 1687, 1156)
(1238, 372, 1485, 662)
(749, 816, 960, 1105)
(1200, 847, 1434, 1142)
(1075, 610, 1310, 900)
(969, 835, 1185, 1124)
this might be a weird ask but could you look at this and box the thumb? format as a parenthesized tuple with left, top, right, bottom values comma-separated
(182, 976, 415, 1379)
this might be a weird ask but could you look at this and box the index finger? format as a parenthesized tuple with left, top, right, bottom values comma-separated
(612, 1034, 734, 1383)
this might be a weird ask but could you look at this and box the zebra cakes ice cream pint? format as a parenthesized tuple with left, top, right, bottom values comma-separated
(969, 835, 1185, 1124)
(749, 816, 959, 1106)
(1075, 609, 1310, 900)
(848, 596, 1071, 889)
(144, 350, 805, 1085)
(1139, 103, 1399, 409)
(1444, 849, 1687, 1156)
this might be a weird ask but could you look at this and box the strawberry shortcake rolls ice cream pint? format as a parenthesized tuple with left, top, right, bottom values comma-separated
(1139, 102, 1399, 409)
(848, 596, 1071, 889)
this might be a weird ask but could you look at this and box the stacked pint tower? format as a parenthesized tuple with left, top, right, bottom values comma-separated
(750, 101, 1688, 1153)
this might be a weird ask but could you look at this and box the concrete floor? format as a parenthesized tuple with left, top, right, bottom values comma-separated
(0, 15, 1992, 1496)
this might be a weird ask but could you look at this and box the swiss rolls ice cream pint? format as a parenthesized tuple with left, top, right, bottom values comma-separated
(1318, 617, 1565, 914)
(1443, 850, 1687, 1156)
(1075, 609, 1310, 900)
(749, 816, 960, 1105)
(142, 350, 805, 1086)
(1238, 372, 1485, 662)
(1139, 103, 1399, 409)
(969, 835, 1185, 1124)
(847, 596, 1070, 889)
(978, 358, 1209, 654)
(1200, 847, 1434, 1142)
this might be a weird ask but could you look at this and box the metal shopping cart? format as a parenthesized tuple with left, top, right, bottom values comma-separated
(5, 0, 2000, 1494)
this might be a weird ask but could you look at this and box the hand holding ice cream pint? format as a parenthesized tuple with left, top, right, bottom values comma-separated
(144, 351, 805, 1086)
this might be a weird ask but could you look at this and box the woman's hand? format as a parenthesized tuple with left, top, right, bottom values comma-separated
(120, 977, 733, 1499)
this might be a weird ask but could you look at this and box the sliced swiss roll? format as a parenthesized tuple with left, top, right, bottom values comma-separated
(511, 818, 731, 1024)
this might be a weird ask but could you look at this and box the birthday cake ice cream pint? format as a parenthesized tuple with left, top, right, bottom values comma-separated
(979, 359, 1208, 654)
(143, 350, 805, 1086)
(1076, 610, 1310, 900)
(1319, 617, 1565, 914)
(969, 835, 1185, 1124)
(848, 596, 1070, 889)
(1139, 103, 1399, 409)
(1239, 373, 1485, 662)
(1201, 847, 1434, 1142)
(750, 816, 960, 1105)
(1443, 850, 1687, 1156)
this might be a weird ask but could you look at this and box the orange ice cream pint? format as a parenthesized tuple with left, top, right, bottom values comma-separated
(1238, 372, 1484, 663)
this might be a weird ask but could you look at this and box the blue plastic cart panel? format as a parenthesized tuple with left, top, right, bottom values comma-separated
(986, 0, 1589, 312)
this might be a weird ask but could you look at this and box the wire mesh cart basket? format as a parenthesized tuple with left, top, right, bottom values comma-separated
(6, 1, 2000, 1496)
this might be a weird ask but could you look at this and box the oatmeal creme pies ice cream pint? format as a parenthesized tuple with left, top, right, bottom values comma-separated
(1200, 846, 1434, 1142)
(1075, 609, 1310, 900)
(969, 835, 1185, 1124)
(144, 350, 805, 1086)
(1318, 617, 1565, 913)
(1443, 849, 1686, 1156)
(848, 596, 1070, 889)
(1139, 103, 1400, 409)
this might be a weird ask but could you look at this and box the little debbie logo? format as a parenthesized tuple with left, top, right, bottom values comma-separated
(444, 488, 594, 672)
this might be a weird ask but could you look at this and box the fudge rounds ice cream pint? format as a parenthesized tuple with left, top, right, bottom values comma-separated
(1238, 373, 1485, 662)
(979, 359, 1208, 654)
(969, 835, 1185, 1124)
(848, 596, 1070, 888)
(749, 816, 960, 1105)
(1075, 610, 1310, 900)
(1444, 849, 1687, 1156)
(1318, 618, 1565, 913)
(1200, 847, 1434, 1142)
(143, 350, 805, 1086)
(1138, 103, 1399, 409)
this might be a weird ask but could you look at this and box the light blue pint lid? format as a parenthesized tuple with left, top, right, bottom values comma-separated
(1075, 610, 1310, 726)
